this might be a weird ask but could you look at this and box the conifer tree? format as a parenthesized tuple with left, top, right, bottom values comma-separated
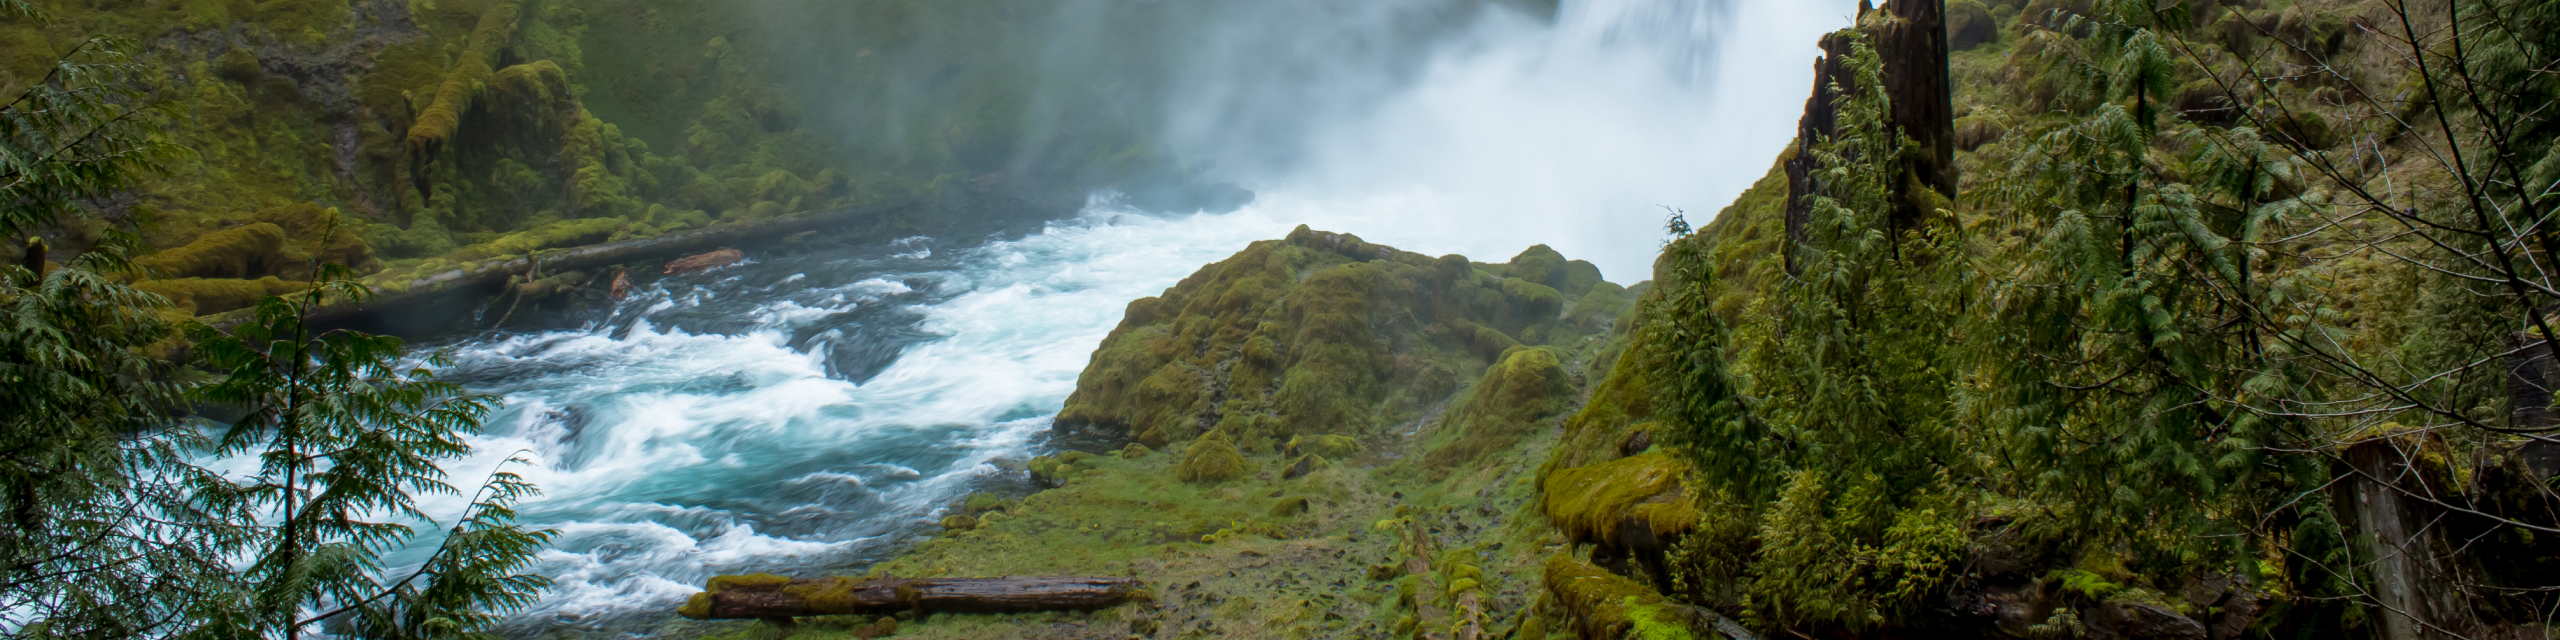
(0, 3, 555, 635)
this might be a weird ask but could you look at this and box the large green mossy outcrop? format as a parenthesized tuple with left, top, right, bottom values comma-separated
(1057, 226, 1630, 454)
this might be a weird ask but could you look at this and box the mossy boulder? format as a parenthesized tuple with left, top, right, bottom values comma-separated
(1173, 432, 1251, 483)
(1542, 451, 1698, 548)
(939, 514, 979, 531)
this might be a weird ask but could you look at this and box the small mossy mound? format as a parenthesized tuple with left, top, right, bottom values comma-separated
(1028, 451, 1097, 486)
(1281, 453, 1330, 480)
(1422, 347, 1575, 471)
(1542, 451, 1697, 548)
(1269, 496, 1312, 517)
(962, 492, 1010, 515)
(940, 514, 979, 531)
(1174, 432, 1251, 483)
(1283, 434, 1363, 459)
(1543, 556, 1704, 640)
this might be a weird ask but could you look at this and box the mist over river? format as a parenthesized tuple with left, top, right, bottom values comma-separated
(376, 0, 1859, 634)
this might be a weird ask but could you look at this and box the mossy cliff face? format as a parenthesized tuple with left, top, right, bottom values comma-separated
(1056, 225, 1624, 454)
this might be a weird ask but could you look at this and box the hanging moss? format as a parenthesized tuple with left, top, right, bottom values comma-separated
(406, 0, 529, 157)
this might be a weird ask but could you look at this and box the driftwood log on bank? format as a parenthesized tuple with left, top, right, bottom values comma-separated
(677, 574, 1146, 620)
(205, 199, 916, 336)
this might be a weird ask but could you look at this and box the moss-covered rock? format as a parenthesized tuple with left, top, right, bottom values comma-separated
(1543, 556, 1707, 640)
(1283, 434, 1363, 460)
(1174, 432, 1251, 483)
(1542, 452, 1697, 548)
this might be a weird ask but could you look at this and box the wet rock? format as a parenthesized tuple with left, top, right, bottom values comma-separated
(665, 247, 745, 275)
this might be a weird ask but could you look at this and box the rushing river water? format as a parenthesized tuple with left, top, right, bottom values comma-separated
(404, 207, 1301, 634)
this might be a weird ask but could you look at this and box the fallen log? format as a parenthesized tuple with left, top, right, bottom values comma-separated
(676, 574, 1145, 620)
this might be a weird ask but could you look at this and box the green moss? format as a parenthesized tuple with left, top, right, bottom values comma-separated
(138, 223, 292, 280)
(1422, 348, 1573, 471)
(1268, 496, 1311, 517)
(407, 0, 527, 155)
(1283, 434, 1362, 459)
(1542, 556, 1698, 640)
(1173, 432, 1250, 483)
(133, 277, 310, 316)
(1541, 452, 1694, 547)
(1060, 227, 1633, 459)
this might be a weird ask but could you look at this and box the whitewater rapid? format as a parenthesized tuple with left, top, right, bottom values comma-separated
(397, 206, 1312, 633)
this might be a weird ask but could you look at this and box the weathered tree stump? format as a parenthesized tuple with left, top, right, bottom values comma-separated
(677, 574, 1145, 620)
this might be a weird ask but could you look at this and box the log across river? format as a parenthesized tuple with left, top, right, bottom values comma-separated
(678, 574, 1146, 620)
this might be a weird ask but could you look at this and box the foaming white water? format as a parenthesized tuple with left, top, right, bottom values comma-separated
(1207, 0, 1859, 281)
(393, 208, 1303, 631)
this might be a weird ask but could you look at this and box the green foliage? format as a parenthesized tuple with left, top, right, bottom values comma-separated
(0, 16, 172, 239)
(0, 240, 251, 637)
(2, 8, 551, 635)
(187, 272, 552, 638)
